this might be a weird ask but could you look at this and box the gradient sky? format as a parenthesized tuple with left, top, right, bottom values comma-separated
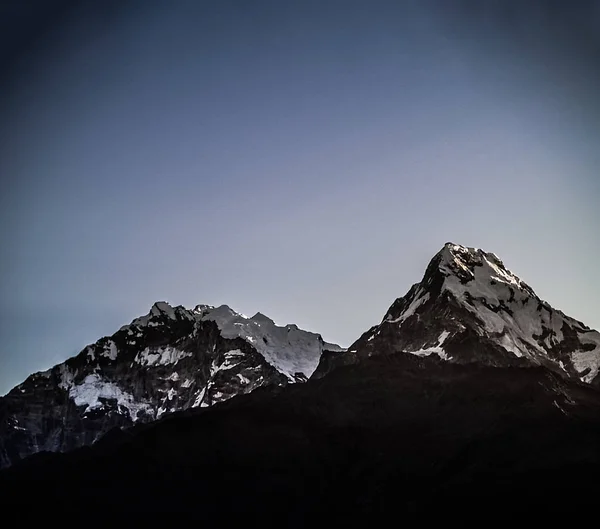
(1, 0, 599, 395)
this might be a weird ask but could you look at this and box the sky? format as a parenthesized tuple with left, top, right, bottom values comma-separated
(1, 0, 599, 395)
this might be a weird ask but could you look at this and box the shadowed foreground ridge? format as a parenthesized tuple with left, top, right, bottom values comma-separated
(1, 243, 599, 522)
(2, 353, 599, 522)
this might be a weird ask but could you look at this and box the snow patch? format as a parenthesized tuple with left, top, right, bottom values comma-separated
(192, 387, 207, 408)
(210, 350, 244, 377)
(134, 346, 193, 367)
(58, 365, 75, 390)
(100, 341, 118, 361)
(387, 291, 430, 324)
(499, 333, 525, 357)
(236, 373, 250, 384)
(571, 349, 600, 384)
(558, 361, 567, 372)
(69, 374, 152, 422)
(406, 331, 451, 360)
(124, 301, 192, 330)
(201, 305, 336, 381)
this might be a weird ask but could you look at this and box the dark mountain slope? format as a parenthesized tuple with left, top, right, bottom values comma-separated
(2, 353, 599, 524)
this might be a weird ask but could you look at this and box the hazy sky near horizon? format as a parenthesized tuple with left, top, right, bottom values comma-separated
(1, 1, 599, 394)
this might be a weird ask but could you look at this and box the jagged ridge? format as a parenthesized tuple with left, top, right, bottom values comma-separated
(0, 302, 342, 467)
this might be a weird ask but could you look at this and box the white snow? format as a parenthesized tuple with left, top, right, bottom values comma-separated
(100, 340, 118, 361)
(192, 386, 207, 408)
(498, 333, 524, 357)
(181, 378, 193, 388)
(200, 305, 334, 381)
(69, 374, 152, 422)
(209, 350, 244, 377)
(119, 301, 194, 332)
(431, 244, 600, 381)
(386, 291, 430, 324)
(211, 391, 225, 402)
(558, 361, 568, 372)
(165, 372, 180, 381)
(236, 373, 250, 384)
(482, 255, 520, 287)
(437, 330, 450, 346)
(85, 347, 96, 361)
(406, 331, 451, 360)
(439, 245, 563, 358)
(58, 365, 75, 390)
(571, 349, 600, 383)
(134, 346, 193, 367)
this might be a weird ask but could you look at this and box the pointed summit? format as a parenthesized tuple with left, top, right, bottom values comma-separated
(320, 243, 600, 386)
(251, 312, 276, 325)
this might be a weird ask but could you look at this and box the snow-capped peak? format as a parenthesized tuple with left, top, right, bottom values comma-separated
(116, 301, 341, 382)
(439, 244, 600, 382)
(192, 304, 215, 317)
(438, 243, 534, 295)
(3, 299, 342, 467)
(119, 301, 195, 332)
(352, 243, 600, 385)
(198, 305, 333, 381)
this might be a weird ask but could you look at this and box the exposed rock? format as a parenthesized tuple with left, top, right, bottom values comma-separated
(0, 303, 340, 468)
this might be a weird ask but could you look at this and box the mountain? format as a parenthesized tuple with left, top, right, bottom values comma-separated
(316, 243, 600, 386)
(2, 346, 599, 523)
(1, 242, 599, 523)
(0, 302, 342, 468)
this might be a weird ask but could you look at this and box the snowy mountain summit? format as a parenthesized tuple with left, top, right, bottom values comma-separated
(321, 243, 600, 386)
(0, 303, 342, 467)
(3, 242, 599, 469)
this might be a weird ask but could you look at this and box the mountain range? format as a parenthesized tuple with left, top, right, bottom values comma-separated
(0, 301, 342, 467)
(1, 242, 599, 521)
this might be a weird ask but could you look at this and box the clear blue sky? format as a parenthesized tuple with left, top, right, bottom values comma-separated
(1, 1, 599, 394)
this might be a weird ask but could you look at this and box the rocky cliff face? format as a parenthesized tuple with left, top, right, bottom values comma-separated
(316, 243, 600, 385)
(0, 302, 342, 468)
